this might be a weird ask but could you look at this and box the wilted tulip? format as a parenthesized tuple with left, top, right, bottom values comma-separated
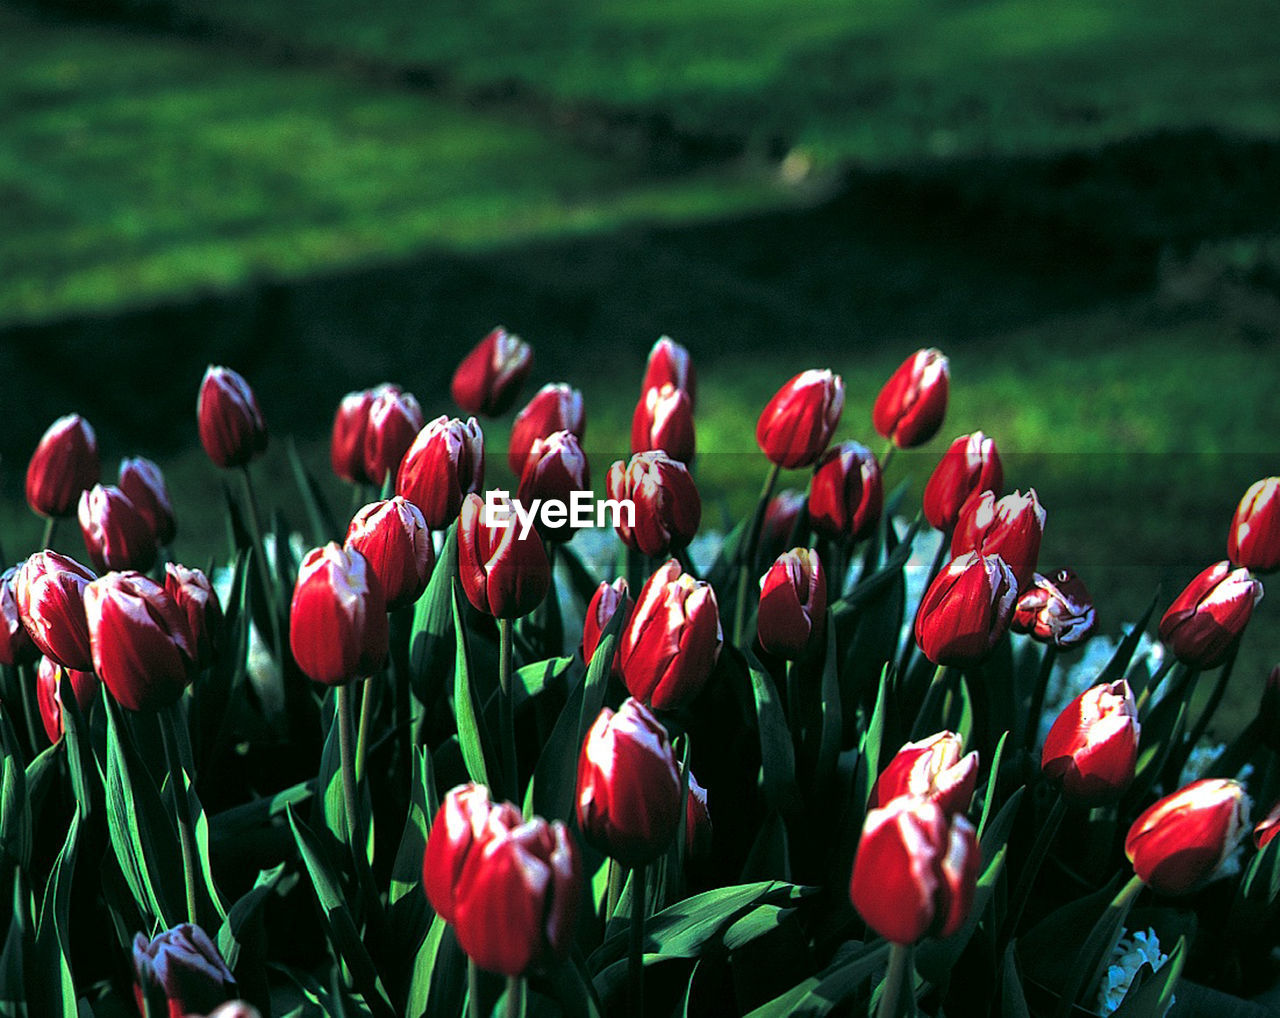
(914, 552, 1018, 667)
(457, 493, 550, 619)
(1228, 477, 1280, 574)
(345, 497, 434, 610)
(632, 384, 695, 464)
(0, 566, 35, 667)
(423, 782, 525, 924)
(1125, 778, 1250, 895)
(1254, 799, 1280, 851)
(1011, 569, 1096, 649)
(756, 369, 845, 469)
(808, 441, 883, 544)
(1158, 561, 1263, 669)
(868, 731, 979, 817)
(396, 415, 485, 530)
(15, 551, 97, 673)
(364, 385, 425, 487)
(951, 489, 1045, 592)
(606, 451, 701, 558)
(165, 563, 223, 670)
(118, 457, 176, 546)
(35, 656, 98, 744)
(517, 431, 590, 540)
(78, 484, 157, 574)
(289, 544, 388, 686)
(757, 548, 826, 660)
(849, 795, 980, 945)
(577, 698, 682, 866)
(196, 366, 268, 469)
(508, 383, 585, 476)
(1041, 680, 1140, 806)
(618, 559, 722, 711)
(133, 923, 238, 1018)
(641, 336, 696, 410)
(25, 413, 100, 519)
(872, 348, 950, 449)
(922, 432, 1002, 532)
(582, 578, 633, 674)
(85, 572, 196, 713)
(450, 326, 533, 418)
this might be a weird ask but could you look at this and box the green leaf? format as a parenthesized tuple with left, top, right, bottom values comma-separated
(853, 666, 891, 814)
(1, 872, 30, 1017)
(744, 941, 890, 1017)
(1099, 590, 1160, 690)
(1001, 941, 1032, 1018)
(216, 862, 285, 972)
(450, 580, 496, 791)
(816, 613, 843, 796)
(35, 809, 80, 1018)
(721, 905, 795, 952)
(387, 748, 435, 951)
(744, 651, 799, 816)
(0, 706, 31, 871)
(408, 522, 459, 709)
(740, 811, 791, 883)
(404, 914, 467, 1018)
(513, 656, 576, 707)
(977, 731, 1010, 841)
(287, 436, 339, 546)
(1239, 826, 1280, 904)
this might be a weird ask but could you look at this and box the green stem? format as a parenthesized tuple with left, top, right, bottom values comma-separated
(499, 617, 518, 799)
(504, 975, 525, 1018)
(1184, 648, 1238, 755)
(239, 466, 284, 657)
(880, 440, 897, 475)
(876, 942, 912, 1018)
(160, 706, 199, 924)
(468, 959, 482, 1018)
(785, 659, 803, 754)
(355, 675, 374, 783)
(1022, 645, 1059, 752)
(733, 462, 783, 648)
(38, 515, 57, 551)
(338, 683, 360, 850)
(1003, 792, 1067, 941)
(910, 664, 950, 740)
(629, 864, 647, 1018)
(606, 856, 626, 924)
(1053, 873, 1145, 1018)
(1134, 657, 1178, 715)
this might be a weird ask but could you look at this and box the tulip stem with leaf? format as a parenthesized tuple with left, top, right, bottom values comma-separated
(504, 975, 526, 1018)
(733, 462, 782, 647)
(1134, 657, 1178, 714)
(498, 616, 517, 798)
(876, 943, 914, 1018)
(879, 440, 896, 476)
(1052, 873, 1145, 1018)
(629, 864, 647, 1018)
(159, 706, 199, 924)
(355, 675, 375, 783)
(337, 683, 360, 849)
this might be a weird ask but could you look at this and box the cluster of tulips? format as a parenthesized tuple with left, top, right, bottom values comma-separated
(1, 325, 1279, 1018)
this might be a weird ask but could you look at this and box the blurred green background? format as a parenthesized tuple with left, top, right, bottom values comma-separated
(2, 0, 1278, 729)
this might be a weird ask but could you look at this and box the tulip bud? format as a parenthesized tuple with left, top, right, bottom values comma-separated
(457, 492, 550, 619)
(165, 563, 223, 670)
(289, 544, 388, 686)
(642, 336, 696, 410)
(922, 432, 1002, 532)
(364, 385, 425, 487)
(1228, 477, 1280, 574)
(517, 431, 590, 541)
(450, 326, 533, 417)
(345, 497, 434, 611)
(606, 451, 701, 558)
(1125, 778, 1250, 895)
(35, 656, 98, 744)
(872, 348, 950, 449)
(423, 782, 524, 924)
(868, 731, 979, 817)
(914, 551, 1018, 667)
(15, 551, 97, 672)
(808, 441, 883, 544)
(756, 369, 845, 469)
(133, 923, 238, 1018)
(850, 796, 980, 945)
(1158, 561, 1263, 669)
(618, 559, 722, 711)
(951, 489, 1045, 592)
(85, 572, 196, 713)
(686, 771, 713, 862)
(196, 365, 268, 469)
(1012, 568, 1096, 649)
(631, 384, 695, 464)
(577, 698, 682, 866)
(77, 484, 157, 574)
(508, 383, 585, 476)
(25, 414, 100, 519)
(1041, 680, 1139, 806)
(1254, 798, 1280, 851)
(0, 566, 35, 668)
(757, 548, 826, 660)
(582, 578, 633, 674)
(331, 387, 377, 484)
(759, 489, 806, 565)
(396, 415, 485, 530)
(118, 457, 177, 547)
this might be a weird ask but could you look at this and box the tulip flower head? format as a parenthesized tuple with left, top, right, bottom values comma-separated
(165, 563, 223, 670)
(396, 415, 485, 530)
(757, 548, 826, 660)
(35, 655, 98, 744)
(457, 492, 551, 619)
(914, 551, 1018, 667)
(922, 432, 1002, 532)
(197, 366, 268, 469)
(756, 369, 845, 469)
(345, 496, 434, 610)
(25, 413, 100, 519)
(1228, 477, 1280, 574)
(118, 457, 176, 546)
(517, 430, 591, 540)
(133, 923, 238, 1018)
(450, 326, 533, 417)
(641, 336, 696, 410)
(808, 441, 883, 544)
(0, 565, 35, 668)
(423, 782, 525, 924)
(951, 488, 1045, 592)
(1125, 778, 1250, 895)
(15, 551, 97, 673)
(508, 383, 585, 476)
(288, 543, 388, 686)
(632, 383, 696, 465)
(869, 731, 979, 817)
(330, 387, 378, 484)
(78, 484, 158, 574)
(1011, 568, 1096, 649)
(872, 348, 950, 449)
(1041, 680, 1139, 806)
(606, 451, 701, 558)
(364, 384, 425, 487)
(1158, 561, 1263, 669)
(582, 578, 633, 675)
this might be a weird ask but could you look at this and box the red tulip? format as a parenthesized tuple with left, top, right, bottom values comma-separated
(641, 336, 696, 410)
(868, 731, 979, 817)
(618, 559, 722, 711)
(15, 551, 97, 672)
(364, 385, 425, 487)
(914, 552, 1018, 667)
(78, 484, 157, 574)
(450, 326, 533, 418)
(517, 431, 590, 541)
(330, 387, 378, 484)
(1158, 561, 1263, 669)
(1041, 680, 1139, 806)
(757, 548, 826, 660)
(849, 795, 980, 945)
(1228, 477, 1280, 574)
(1011, 568, 1096, 649)
(577, 698, 682, 866)
(606, 451, 701, 558)
(133, 923, 238, 1018)
(922, 432, 1002, 532)
(25, 414, 100, 519)
(759, 489, 806, 565)
(951, 489, 1045, 592)
(345, 496, 434, 610)
(288, 544, 388, 686)
(197, 366, 268, 469)
(0, 565, 35, 667)
(165, 563, 223, 670)
(756, 369, 845, 469)
(631, 384, 695, 464)
(1254, 799, 1280, 851)
(118, 457, 176, 546)
(1125, 778, 1250, 895)
(35, 656, 98, 744)
(457, 493, 550, 619)
(872, 348, 950, 449)
(508, 383, 585, 476)
(808, 441, 883, 544)
(686, 771, 713, 861)
(582, 578, 633, 674)
(396, 415, 485, 530)
(84, 572, 196, 713)
(422, 782, 524, 924)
